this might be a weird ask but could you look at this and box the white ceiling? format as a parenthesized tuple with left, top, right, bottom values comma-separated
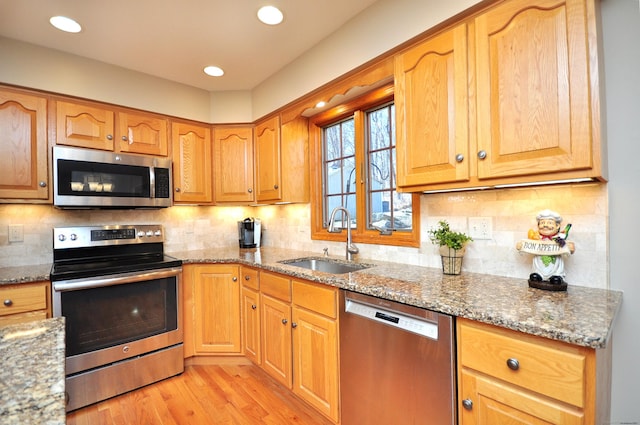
(0, 0, 380, 92)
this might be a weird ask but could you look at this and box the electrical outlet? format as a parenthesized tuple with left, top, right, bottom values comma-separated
(8, 224, 24, 243)
(468, 217, 492, 240)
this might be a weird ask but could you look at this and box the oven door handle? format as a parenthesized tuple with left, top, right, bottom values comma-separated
(53, 267, 182, 292)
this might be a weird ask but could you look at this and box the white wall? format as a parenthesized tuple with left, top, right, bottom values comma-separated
(601, 0, 640, 422)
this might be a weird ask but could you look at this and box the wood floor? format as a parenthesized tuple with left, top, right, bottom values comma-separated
(66, 363, 336, 425)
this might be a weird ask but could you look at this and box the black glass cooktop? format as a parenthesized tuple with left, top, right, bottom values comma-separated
(51, 253, 182, 281)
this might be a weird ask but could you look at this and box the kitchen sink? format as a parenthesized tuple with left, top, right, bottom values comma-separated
(279, 257, 372, 274)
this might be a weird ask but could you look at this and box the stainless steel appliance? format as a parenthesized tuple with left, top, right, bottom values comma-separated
(53, 146, 172, 208)
(50, 224, 183, 412)
(340, 291, 456, 425)
(238, 217, 261, 248)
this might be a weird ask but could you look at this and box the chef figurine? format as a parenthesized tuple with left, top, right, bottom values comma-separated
(516, 209, 575, 289)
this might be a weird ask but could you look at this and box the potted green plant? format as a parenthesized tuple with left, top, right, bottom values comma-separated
(428, 220, 473, 275)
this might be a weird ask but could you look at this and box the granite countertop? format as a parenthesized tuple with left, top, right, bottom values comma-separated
(0, 317, 66, 425)
(0, 246, 622, 349)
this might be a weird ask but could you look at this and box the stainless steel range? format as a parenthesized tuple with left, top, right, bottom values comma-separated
(50, 224, 183, 412)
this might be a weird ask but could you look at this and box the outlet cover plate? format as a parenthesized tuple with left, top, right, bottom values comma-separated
(8, 224, 24, 243)
(468, 217, 492, 240)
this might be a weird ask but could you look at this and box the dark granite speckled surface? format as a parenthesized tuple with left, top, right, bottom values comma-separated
(0, 317, 65, 425)
(0, 246, 622, 348)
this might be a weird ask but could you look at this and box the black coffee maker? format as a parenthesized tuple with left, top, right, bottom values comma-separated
(238, 217, 261, 248)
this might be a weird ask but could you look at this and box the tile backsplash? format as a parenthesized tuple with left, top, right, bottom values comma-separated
(0, 182, 608, 289)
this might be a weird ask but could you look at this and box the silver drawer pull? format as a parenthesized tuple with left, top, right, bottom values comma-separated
(462, 399, 473, 410)
(506, 358, 520, 371)
(3, 299, 13, 307)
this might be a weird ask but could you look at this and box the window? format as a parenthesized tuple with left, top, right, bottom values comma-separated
(310, 84, 420, 247)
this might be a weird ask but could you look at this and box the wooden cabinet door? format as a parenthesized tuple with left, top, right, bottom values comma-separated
(395, 23, 469, 187)
(292, 307, 339, 422)
(474, 0, 594, 179)
(0, 90, 49, 200)
(459, 370, 584, 425)
(213, 126, 254, 203)
(279, 115, 310, 203)
(117, 112, 168, 156)
(56, 101, 115, 151)
(241, 286, 261, 364)
(255, 115, 282, 202)
(261, 294, 292, 388)
(192, 264, 241, 354)
(171, 121, 213, 204)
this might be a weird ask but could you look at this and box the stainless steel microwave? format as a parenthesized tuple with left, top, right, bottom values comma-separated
(53, 146, 172, 208)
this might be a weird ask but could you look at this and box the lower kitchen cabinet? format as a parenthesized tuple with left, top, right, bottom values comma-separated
(291, 279, 339, 423)
(184, 264, 241, 355)
(0, 281, 50, 326)
(258, 272, 340, 423)
(457, 318, 606, 425)
(260, 272, 293, 387)
(240, 267, 261, 364)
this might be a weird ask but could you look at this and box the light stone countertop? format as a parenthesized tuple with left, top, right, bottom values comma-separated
(0, 317, 66, 425)
(0, 246, 623, 349)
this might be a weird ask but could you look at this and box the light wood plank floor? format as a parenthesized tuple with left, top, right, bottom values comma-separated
(66, 364, 335, 425)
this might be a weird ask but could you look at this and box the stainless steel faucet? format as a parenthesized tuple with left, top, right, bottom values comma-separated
(327, 206, 359, 261)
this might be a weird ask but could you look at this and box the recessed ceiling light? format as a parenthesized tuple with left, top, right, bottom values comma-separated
(315, 101, 326, 108)
(203, 66, 224, 77)
(257, 6, 284, 25)
(49, 16, 82, 33)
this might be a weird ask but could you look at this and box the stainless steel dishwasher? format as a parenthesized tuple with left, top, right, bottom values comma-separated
(340, 290, 456, 425)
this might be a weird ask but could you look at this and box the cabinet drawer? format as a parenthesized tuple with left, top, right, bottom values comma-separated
(0, 284, 48, 317)
(292, 280, 337, 319)
(458, 318, 588, 408)
(260, 272, 291, 302)
(241, 268, 260, 291)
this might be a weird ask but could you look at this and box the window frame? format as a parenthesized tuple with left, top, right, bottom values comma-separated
(309, 84, 420, 248)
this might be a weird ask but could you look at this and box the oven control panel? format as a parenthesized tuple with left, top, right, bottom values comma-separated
(54, 225, 164, 249)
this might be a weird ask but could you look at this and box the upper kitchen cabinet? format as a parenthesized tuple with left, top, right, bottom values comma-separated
(56, 101, 169, 155)
(255, 114, 309, 204)
(0, 88, 49, 201)
(117, 111, 168, 156)
(395, 0, 604, 191)
(395, 23, 470, 187)
(474, 0, 602, 182)
(171, 121, 213, 204)
(255, 115, 282, 202)
(213, 126, 255, 204)
(56, 101, 115, 151)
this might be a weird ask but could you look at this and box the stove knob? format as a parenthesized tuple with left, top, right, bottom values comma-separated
(70, 233, 77, 241)
(137, 231, 145, 238)
(154, 230, 162, 237)
(146, 230, 153, 237)
(58, 234, 66, 242)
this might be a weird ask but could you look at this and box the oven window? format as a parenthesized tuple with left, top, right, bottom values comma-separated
(62, 277, 178, 356)
(56, 159, 150, 197)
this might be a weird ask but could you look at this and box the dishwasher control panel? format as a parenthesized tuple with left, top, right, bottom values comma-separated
(345, 299, 439, 340)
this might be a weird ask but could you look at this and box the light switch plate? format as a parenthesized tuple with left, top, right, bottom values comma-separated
(8, 224, 24, 243)
(468, 217, 492, 240)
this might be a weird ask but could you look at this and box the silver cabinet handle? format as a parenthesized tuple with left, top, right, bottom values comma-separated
(455, 154, 464, 163)
(462, 399, 473, 410)
(291, 322, 297, 328)
(244, 275, 251, 281)
(175, 187, 181, 192)
(273, 184, 279, 189)
(122, 136, 128, 141)
(506, 358, 520, 371)
(232, 277, 238, 282)
(3, 299, 13, 307)
(106, 134, 113, 140)
(477, 150, 487, 160)
(248, 188, 253, 193)
(281, 318, 288, 325)
(251, 304, 257, 310)
(39, 181, 47, 187)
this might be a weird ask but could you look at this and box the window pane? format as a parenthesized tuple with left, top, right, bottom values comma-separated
(366, 102, 411, 232)
(323, 118, 357, 229)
